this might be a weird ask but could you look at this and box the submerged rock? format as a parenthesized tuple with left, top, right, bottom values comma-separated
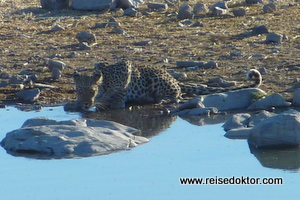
(1, 117, 148, 159)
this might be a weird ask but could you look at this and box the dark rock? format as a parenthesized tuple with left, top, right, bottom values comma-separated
(40, 0, 69, 10)
(246, 0, 263, 5)
(252, 25, 269, 34)
(233, 8, 246, 17)
(177, 5, 194, 20)
(75, 31, 96, 45)
(16, 88, 40, 102)
(193, 2, 208, 15)
(263, 3, 276, 13)
(9, 75, 28, 84)
(266, 32, 283, 43)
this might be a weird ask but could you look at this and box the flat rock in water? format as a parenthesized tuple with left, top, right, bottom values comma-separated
(1, 117, 148, 159)
(225, 128, 252, 139)
(202, 88, 266, 111)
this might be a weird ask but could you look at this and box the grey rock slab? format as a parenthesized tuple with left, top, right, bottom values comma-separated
(266, 32, 283, 43)
(225, 128, 252, 139)
(248, 93, 291, 110)
(1, 117, 148, 159)
(16, 88, 40, 102)
(202, 88, 267, 111)
(223, 113, 251, 131)
(248, 109, 300, 148)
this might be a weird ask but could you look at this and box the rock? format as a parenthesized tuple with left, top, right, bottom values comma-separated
(266, 32, 283, 43)
(246, 0, 263, 5)
(52, 24, 65, 32)
(193, 2, 208, 15)
(78, 42, 91, 50)
(70, 0, 115, 11)
(204, 61, 218, 69)
(40, 0, 69, 10)
(91, 22, 120, 29)
(177, 5, 194, 20)
(9, 75, 28, 84)
(186, 107, 218, 116)
(252, 25, 269, 34)
(211, 7, 227, 16)
(224, 128, 251, 139)
(16, 88, 40, 102)
(248, 109, 300, 148)
(248, 110, 276, 127)
(233, 8, 246, 17)
(1, 117, 148, 158)
(117, 0, 144, 9)
(292, 89, 300, 106)
(223, 113, 251, 131)
(171, 97, 204, 114)
(75, 31, 96, 45)
(176, 61, 205, 68)
(210, 1, 228, 11)
(147, 2, 168, 11)
(263, 2, 276, 13)
(48, 59, 65, 71)
(67, 51, 80, 58)
(112, 27, 128, 35)
(190, 21, 204, 27)
(247, 93, 291, 110)
(0, 81, 8, 87)
(33, 83, 58, 89)
(124, 7, 139, 17)
(51, 68, 62, 80)
(202, 88, 267, 111)
(169, 72, 187, 79)
(208, 77, 236, 87)
(133, 40, 153, 46)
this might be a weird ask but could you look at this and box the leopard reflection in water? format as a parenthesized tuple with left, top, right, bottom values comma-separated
(82, 105, 177, 138)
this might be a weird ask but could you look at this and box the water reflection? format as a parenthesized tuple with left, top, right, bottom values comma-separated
(249, 145, 300, 171)
(83, 105, 177, 137)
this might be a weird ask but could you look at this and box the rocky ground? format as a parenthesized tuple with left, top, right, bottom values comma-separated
(0, 0, 300, 108)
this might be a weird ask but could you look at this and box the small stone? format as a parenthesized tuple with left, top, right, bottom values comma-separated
(16, 88, 40, 102)
(78, 42, 91, 50)
(51, 68, 62, 80)
(40, 0, 69, 10)
(124, 7, 138, 17)
(133, 40, 153, 46)
(190, 21, 204, 27)
(48, 59, 66, 71)
(108, 17, 117, 22)
(210, 1, 228, 11)
(112, 28, 128, 35)
(67, 51, 79, 58)
(9, 75, 28, 84)
(193, 3, 208, 15)
(169, 72, 187, 79)
(252, 25, 269, 35)
(176, 61, 205, 68)
(246, 0, 263, 5)
(0, 81, 8, 87)
(147, 3, 168, 11)
(75, 31, 96, 45)
(211, 7, 227, 16)
(52, 24, 65, 32)
(263, 3, 276, 13)
(266, 32, 283, 43)
(177, 5, 194, 20)
(233, 8, 246, 17)
(204, 61, 218, 69)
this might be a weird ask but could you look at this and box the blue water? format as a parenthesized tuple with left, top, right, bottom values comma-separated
(0, 106, 299, 200)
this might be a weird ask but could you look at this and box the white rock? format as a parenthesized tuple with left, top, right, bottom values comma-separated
(248, 109, 300, 148)
(247, 93, 291, 110)
(223, 113, 251, 131)
(1, 117, 148, 158)
(202, 88, 266, 111)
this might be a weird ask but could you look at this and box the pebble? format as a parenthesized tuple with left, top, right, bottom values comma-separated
(266, 32, 283, 43)
(246, 0, 263, 4)
(124, 7, 138, 17)
(233, 8, 246, 17)
(263, 3, 276, 13)
(133, 40, 153, 46)
(16, 88, 40, 102)
(147, 3, 168, 11)
(190, 21, 204, 27)
(177, 4, 194, 20)
(9, 75, 28, 84)
(78, 42, 91, 50)
(67, 51, 80, 58)
(204, 61, 218, 69)
(208, 77, 236, 87)
(176, 61, 205, 68)
(52, 24, 65, 32)
(91, 22, 120, 29)
(193, 3, 208, 15)
(112, 28, 128, 35)
(51, 68, 62, 80)
(48, 59, 65, 71)
(75, 31, 96, 45)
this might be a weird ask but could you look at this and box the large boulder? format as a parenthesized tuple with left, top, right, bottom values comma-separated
(69, 0, 144, 11)
(248, 110, 300, 148)
(1, 117, 148, 159)
(202, 88, 266, 111)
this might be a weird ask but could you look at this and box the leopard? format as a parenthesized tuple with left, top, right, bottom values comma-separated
(72, 60, 262, 111)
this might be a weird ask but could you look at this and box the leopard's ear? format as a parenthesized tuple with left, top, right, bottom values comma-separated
(93, 70, 102, 83)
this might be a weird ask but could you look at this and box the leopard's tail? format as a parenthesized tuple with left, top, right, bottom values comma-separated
(180, 69, 262, 95)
